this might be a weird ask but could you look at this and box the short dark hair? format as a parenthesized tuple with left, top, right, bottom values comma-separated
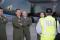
(15, 9, 21, 12)
(46, 8, 52, 13)
(15, 9, 22, 16)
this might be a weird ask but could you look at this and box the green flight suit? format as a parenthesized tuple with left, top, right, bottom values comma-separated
(22, 17, 32, 40)
(12, 16, 23, 40)
(0, 16, 7, 40)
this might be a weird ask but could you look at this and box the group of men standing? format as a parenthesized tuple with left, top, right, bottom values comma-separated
(0, 7, 32, 40)
(0, 6, 60, 40)
(12, 9, 32, 40)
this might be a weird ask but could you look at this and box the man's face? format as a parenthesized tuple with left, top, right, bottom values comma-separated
(22, 11, 27, 17)
(16, 10, 21, 16)
(0, 9, 3, 16)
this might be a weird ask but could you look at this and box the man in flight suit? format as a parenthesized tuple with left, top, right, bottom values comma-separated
(12, 9, 23, 40)
(22, 11, 32, 40)
(0, 7, 7, 40)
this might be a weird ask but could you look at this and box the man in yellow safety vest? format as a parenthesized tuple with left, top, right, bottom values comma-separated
(41, 8, 59, 40)
(36, 8, 59, 40)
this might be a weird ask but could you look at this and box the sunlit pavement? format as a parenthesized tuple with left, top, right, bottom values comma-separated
(6, 22, 13, 40)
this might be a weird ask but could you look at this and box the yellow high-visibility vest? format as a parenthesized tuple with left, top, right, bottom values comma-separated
(40, 16, 56, 35)
(40, 16, 56, 40)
